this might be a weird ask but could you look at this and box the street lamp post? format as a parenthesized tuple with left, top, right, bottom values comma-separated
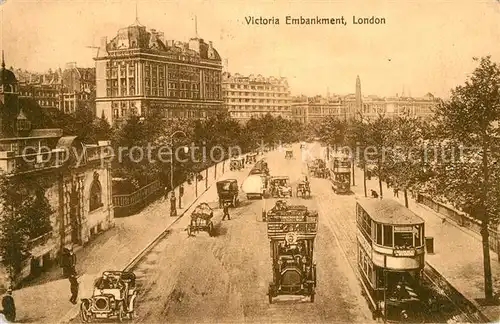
(168, 130, 188, 217)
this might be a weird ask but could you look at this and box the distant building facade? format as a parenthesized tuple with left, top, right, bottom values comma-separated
(222, 72, 291, 122)
(94, 21, 223, 125)
(291, 95, 344, 124)
(0, 59, 114, 287)
(16, 64, 96, 114)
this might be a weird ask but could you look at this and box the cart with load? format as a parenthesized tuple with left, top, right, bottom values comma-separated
(296, 181, 311, 198)
(265, 200, 318, 303)
(187, 203, 214, 236)
(246, 153, 258, 164)
(269, 176, 292, 198)
(230, 157, 244, 171)
(216, 179, 239, 208)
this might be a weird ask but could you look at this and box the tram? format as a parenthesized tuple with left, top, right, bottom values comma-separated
(329, 153, 351, 193)
(356, 198, 426, 322)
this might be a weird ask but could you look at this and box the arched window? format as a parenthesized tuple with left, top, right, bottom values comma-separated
(89, 172, 103, 211)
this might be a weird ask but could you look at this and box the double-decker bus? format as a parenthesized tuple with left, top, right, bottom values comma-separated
(329, 152, 351, 193)
(356, 198, 426, 322)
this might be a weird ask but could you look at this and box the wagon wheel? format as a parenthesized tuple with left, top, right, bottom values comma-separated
(80, 300, 91, 323)
(310, 287, 315, 303)
(268, 285, 274, 304)
(117, 301, 125, 322)
(187, 225, 192, 237)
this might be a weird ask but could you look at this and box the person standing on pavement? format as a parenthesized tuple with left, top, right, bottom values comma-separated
(69, 274, 79, 305)
(222, 202, 231, 220)
(393, 187, 399, 198)
(61, 246, 77, 278)
(179, 184, 184, 209)
(1, 287, 15, 323)
(170, 192, 177, 217)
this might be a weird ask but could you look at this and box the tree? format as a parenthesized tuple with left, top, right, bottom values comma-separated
(385, 115, 431, 207)
(345, 118, 370, 196)
(364, 115, 394, 198)
(432, 56, 500, 301)
(0, 173, 53, 284)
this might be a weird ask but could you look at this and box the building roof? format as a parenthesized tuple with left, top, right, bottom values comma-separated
(0, 56, 17, 85)
(356, 198, 424, 225)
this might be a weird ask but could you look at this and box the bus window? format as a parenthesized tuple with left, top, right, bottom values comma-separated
(376, 223, 382, 245)
(394, 232, 414, 249)
(383, 225, 393, 247)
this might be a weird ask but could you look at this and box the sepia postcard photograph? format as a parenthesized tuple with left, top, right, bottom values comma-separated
(0, 0, 500, 323)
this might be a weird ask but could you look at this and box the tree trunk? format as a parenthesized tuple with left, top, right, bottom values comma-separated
(363, 163, 367, 197)
(404, 188, 409, 208)
(352, 159, 356, 186)
(378, 160, 383, 199)
(480, 140, 493, 300)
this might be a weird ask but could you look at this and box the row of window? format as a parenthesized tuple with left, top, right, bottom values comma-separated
(356, 206, 424, 249)
(228, 84, 287, 92)
(223, 91, 289, 98)
(226, 98, 289, 104)
(228, 106, 289, 111)
(231, 112, 289, 118)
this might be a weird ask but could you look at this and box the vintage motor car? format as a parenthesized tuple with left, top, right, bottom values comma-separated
(229, 157, 244, 171)
(265, 201, 318, 303)
(296, 181, 311, 199)
(269, 176, 292, 198)
(187, 202, 214, 236)
(80, 271, 137, 323)
(216, 179, 239, 208)
(242, 174, 267, 199)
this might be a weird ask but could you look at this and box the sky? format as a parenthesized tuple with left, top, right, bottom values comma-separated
(1, 0, 500, 98)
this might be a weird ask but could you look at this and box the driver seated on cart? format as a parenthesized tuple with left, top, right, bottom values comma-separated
(391, 281, 411, 300)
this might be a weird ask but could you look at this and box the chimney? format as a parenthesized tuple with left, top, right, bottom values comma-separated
(100, 36, 108, 53)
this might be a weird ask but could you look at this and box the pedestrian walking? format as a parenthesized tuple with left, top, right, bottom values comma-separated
(170, 192, 177, 217)
(179, 184, 184, 209)
(393, 187, 399, 198)
(1, 287, 15, 323)
(61, 246, 77, 278)
(69, 275, 79, 305)
(163, 186, 169, 201)
(222, 202, 231, 220)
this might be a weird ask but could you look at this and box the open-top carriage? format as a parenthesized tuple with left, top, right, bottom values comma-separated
(246, 153, 258, 164)
(216, 179, 239, 208)
(80, 271, 137, 322)
(296, 181, 311, 198)
(187, 202, 214, 236)
(269, 176, 292, 198)
(265, 200, 318, 303)
(229, 157, 245, 171)
(308, 159, 328, 178)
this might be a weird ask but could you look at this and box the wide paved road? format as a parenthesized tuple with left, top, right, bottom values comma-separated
(75, 145, 374, 323)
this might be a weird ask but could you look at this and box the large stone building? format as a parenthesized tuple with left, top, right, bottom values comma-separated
(222, 72, 292, 122)
(291, 95, 345, 124)
(0, 58, 114, 286)
(61, 62, 96, 114)
(94, 21, 223, 125)
(17, 64, 96, 114)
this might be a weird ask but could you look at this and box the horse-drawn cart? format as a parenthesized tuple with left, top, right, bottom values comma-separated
(187, 203, 214, 236)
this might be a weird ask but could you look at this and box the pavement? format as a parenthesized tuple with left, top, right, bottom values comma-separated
(351, 166, 500, 322)
(11, 160, 227, 324)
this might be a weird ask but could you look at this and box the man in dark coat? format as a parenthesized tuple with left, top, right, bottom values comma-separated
(2, 287, 16, 322)
(170, 192, 177, 216)
(222, 202, 230, 220)
(61, 247, 77, 278)
(69, 275, 79, 305)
